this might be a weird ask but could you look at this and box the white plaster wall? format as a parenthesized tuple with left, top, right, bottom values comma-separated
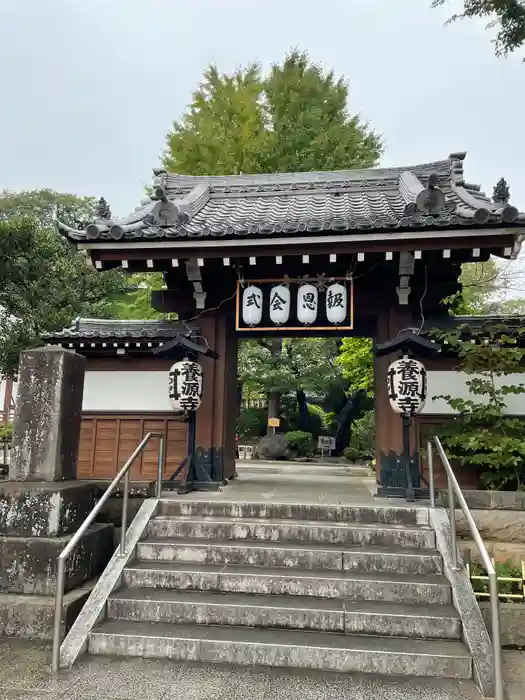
(82, 371, 171, 412)
(423, 371, 525, 415)
(2, 372, 171, 413)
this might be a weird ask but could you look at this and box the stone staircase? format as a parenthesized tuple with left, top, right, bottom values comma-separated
(87, 500, 473, 681)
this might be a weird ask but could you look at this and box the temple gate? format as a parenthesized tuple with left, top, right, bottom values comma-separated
(58, 152, 525, 493)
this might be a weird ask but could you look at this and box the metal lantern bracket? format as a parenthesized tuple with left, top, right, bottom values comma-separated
(375, 330, 440, 359)
(152, 333, 219, 360)
(154, 334, 224, 494)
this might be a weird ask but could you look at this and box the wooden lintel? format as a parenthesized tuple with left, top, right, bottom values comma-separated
(93, 233, 515, 263)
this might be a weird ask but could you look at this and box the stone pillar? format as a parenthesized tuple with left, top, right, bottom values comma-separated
(9, 347, 86, 482)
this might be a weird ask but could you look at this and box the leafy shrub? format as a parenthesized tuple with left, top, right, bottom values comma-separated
(433, 321, 525, 491)
(469, 559, 523, 602)
(344, 410, 375, 461)
(286, 403, 328, 439)
(285, 430, 314, 456)
(236, 407, 267, 439)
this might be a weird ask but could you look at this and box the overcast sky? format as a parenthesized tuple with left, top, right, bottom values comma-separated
(0, 0, 523, 221)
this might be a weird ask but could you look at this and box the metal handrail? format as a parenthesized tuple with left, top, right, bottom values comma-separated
(51, 431, 165, 673)
(428, 436, 503, 700)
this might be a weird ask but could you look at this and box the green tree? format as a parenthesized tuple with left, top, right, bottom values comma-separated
(432, 1, 525, 59)
(110, 273, 166, 320)
(448, 260, 525, 315)
(433, 320, 525, 489)
(336, 338, 374, 394)
(164, 64, 268, 175)
(0, 188, 96, 228)
(0, 191, 126, 377)
(164, 49, 382, 443)
(163, 49, 382, 175)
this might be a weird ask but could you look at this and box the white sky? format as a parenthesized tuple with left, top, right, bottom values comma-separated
(1, 0, 525, 293)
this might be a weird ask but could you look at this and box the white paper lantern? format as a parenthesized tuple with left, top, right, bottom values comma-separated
(325, 283, 347, 324)
(269, 284, 290, 325)
(297, 284, 318, 325)
(242, 285, 263, 326)
(387, 356, 427, 416)
(169, 360, 203, 412)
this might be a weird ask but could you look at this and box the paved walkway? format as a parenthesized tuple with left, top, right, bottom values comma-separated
(2, 638, 525, 699)
(174, 461, 384, 507)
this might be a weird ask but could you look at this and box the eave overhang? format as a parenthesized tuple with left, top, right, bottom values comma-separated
(58, 152, 525, 261)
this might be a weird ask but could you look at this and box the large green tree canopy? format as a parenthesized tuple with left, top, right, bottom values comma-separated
(164, 49, 382, 175)
(162, 49, 383, 447)
(0, 190, 126, 376)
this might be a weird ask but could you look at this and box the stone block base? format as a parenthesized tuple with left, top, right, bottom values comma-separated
(0, 481, 98, 537)
(0, 579, 96, 640)
(481, 602, 525, 647)
(0, 522, 113, 594)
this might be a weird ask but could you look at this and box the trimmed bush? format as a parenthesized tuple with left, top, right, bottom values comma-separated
(285, 430, 314, 457)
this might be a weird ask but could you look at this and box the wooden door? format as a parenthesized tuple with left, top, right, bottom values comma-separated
(77, 414, 187, 481)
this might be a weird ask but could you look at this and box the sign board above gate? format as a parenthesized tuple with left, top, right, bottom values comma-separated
(236, 277, 354, 333)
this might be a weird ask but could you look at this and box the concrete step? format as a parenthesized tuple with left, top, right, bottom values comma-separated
(123, 562, 451, 604)
(235, 462, 373, 477)
(108, 588, 461, 639)
(137, 538, 444, 575)
(88, 620, 472, 679)
(147, 516, 436, 549)
(159, 500, 429, 527)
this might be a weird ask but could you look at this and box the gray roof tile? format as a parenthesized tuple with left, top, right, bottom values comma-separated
(44, 318, 197, 341)
(58, 153, 525, 243)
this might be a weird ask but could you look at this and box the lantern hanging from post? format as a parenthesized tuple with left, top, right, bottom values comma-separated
(297, 284, 318, 325)
(242, 285, 263, 326)
(169, 359, 203, 413)
(387, 355, 427, 416)
(269, 284, 290, 325)
(326, 282, 347, 324)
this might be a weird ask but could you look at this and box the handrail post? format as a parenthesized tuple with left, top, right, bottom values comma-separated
(120, 469, 130, 556)
(488, 571, 504, 700)
(156, 434, 165, 498)
(448, 473, 458, 570)
(51, 431, 163, 673)
(433, 435, 504, 700)
(52, 556, 66, 673)
(427, 440, 435, 508)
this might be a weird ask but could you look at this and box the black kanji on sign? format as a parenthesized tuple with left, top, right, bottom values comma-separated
(327, 289, 344, 309)
(398, 359, 420, 382)
(182, 382, 201, 397)
(387, 357, 426, 416)
(302, 292, 316, 310)
(180, 396, 200, 411)
(246, 292, 261, 309)
(180, 364, 203, 382)
(399, 381, 420, 398)
(396, 395, 420, 413)
(270, 291, 286, 311)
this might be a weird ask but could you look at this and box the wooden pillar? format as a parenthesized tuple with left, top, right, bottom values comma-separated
(195, 309, 237, 481)
(374, 305, 414, 482)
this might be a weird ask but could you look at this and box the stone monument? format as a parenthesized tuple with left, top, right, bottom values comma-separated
(9, 347, 85, 481)
(0, 347, 113, 639)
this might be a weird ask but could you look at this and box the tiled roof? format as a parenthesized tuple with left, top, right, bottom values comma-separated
(43, 318, 197, 341)
(58, 153, 524, 243)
